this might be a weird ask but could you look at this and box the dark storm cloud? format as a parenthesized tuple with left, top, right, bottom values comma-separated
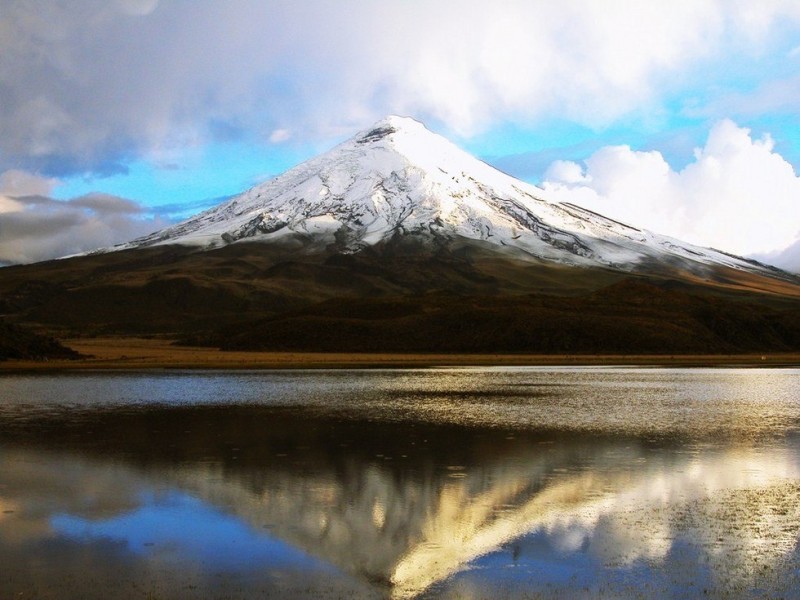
(0, 191, 170, 264)
(0, 207, 84, 236)
(69, 193, 145, 214)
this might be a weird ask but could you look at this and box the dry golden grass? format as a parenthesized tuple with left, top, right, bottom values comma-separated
(1, 337, 799, 371)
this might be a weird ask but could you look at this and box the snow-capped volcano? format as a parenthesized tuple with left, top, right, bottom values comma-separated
(4, 116, 799, 354)
(122, 115, 780, 277)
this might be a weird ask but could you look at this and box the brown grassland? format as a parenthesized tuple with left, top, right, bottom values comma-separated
(2, 336, 799, 371)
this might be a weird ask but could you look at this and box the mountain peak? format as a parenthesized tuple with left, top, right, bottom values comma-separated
(354, 116, 429, 146)
(353, 115, 446, 160)
(365, 114, 425, 133)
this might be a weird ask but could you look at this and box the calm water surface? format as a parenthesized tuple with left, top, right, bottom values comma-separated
(1, 367, 799, 598)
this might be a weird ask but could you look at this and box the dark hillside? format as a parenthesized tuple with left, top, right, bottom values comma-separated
(0, 320, 81, 361)
(1, 239, 798, 354)
(183, 279, 800, 354)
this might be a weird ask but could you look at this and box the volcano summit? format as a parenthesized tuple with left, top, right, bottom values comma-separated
(1, 116, 799, 355)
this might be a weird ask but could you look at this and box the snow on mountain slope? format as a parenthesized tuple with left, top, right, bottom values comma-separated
(118, 116, 782, 277)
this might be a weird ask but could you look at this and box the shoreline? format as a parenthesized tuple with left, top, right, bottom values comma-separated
(1, 337, 799, 371)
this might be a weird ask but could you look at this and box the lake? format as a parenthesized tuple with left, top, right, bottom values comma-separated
(1, 367, 799, 598)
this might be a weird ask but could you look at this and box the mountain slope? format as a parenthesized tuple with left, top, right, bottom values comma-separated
(116, 116, 789, 284)
(182, 280, 800, 354)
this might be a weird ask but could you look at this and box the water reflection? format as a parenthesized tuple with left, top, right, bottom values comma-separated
(1, 369, 799, 598)
(0, 369, 800, 598)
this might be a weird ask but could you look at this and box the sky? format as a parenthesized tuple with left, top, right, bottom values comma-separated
(1, 0, 799, 270)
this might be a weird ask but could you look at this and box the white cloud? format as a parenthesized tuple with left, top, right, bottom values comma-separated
(116, 0, 160, 17)
(2, 1, 800, 173)
(268, 129, 291, 144)
(0, 170, 58, 216)
(754, 239, 800, 273)
(0, 170, 59, 198)
(542, 160, 588, 185)
(542, 120, 800, 257)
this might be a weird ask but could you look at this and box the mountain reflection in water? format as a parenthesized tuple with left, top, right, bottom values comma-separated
(1, 368, 799, 598)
